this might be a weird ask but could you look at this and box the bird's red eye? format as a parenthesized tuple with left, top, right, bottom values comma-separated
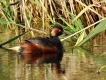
(58, 30, 62, 32)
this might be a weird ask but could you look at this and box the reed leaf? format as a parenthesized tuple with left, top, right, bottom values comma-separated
(73, 4, 95, 22)
(74, 19, 83, 31)
(75, 31, 85, 46)
(78, 18, 106, 46)
(58, 16, 76, 32)
(0, 19, 7, 24)
(61, 18, 105, 42)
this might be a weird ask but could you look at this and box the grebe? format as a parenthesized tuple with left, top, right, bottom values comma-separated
(17, 24, 65, 65)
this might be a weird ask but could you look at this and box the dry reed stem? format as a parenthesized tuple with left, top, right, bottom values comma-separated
(1, 0, 105, 38)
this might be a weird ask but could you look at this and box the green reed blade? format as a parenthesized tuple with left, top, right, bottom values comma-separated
(75, 31, 85, 46)
(0, 19, 7, 24)
(78, 18, 106, 46)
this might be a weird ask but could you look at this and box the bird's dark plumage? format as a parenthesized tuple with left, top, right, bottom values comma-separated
(18, 24, 64, 64)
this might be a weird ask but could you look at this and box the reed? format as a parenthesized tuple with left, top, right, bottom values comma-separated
(0, 0, 106, 47)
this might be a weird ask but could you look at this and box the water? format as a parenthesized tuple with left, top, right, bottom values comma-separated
(0, 32, 106, 80)
(0, 46, 106, 80)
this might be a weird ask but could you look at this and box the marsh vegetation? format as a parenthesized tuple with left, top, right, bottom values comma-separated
(0, 0, 106, 80)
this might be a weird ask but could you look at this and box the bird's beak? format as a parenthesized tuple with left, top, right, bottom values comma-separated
(62, 31, 69, 36)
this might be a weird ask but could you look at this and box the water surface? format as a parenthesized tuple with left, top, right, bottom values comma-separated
(0, 46, 106, 80)
(0, 32, 106, 80)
